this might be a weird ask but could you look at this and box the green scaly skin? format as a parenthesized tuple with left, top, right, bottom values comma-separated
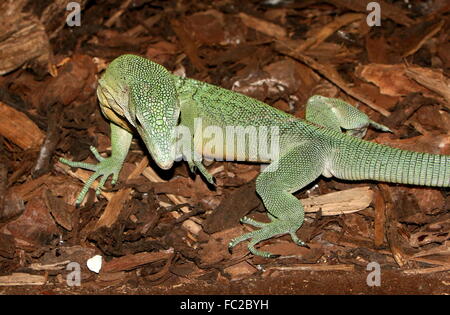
(61, 54, 450, 257)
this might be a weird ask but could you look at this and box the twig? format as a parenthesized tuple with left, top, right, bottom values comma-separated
(373, 186, 386, 247)
(32, 102, 62, 178)
(238, 12, 287, 39)
(275, 40, 391, 117)
(104, 0, 133, 28)
(170, 19, 206, 73)
(403, 265, 450, 275)
(142, 164, 203, 235)
(266, 264, 355, 272)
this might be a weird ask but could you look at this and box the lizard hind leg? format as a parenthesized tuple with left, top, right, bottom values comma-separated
(306, 95, 391, 138)
(228, 143, 326, 258)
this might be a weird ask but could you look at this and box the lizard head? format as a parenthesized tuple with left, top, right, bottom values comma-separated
(97, 54, 181, 170)
(133, 86, 180, 170)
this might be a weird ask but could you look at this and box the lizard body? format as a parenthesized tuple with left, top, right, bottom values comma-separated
(61, 54, 449, 257)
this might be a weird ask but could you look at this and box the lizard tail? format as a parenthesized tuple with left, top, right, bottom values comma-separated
(331, 136, 450, 187)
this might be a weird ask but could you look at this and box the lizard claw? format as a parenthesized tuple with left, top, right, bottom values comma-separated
(268, 254, 281, 259)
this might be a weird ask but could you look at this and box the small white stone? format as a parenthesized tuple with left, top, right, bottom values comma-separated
(86, 255, 103, 273)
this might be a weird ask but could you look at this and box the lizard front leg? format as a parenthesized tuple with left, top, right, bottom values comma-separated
(175, 123, 216, 185)
(188, 159, 216, 185)
(60, 123, 132, 205)
(229, 141, 327, 257)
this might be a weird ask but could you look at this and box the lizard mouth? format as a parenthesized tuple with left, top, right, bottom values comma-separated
(135, 123, 175, 171)
(150, 151, 174, 170)
(155, 160, 174, 170)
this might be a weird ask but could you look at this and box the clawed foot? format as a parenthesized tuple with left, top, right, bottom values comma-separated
(228, 216, 308, 258)
(188, 161, 216, 185)
(60, 146, 123, 205)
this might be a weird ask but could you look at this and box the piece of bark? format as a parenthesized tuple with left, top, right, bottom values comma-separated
(409, 214, 450, 248)
(32, 245, 98, 276)
(142, 163, 202, 235)
(0, 162, 7, 219)
(386, 93, 428, 128)
(407, 187, 446, 216)
(44, 190, 74, 231)
(379, 183, 409, 267)
(405, 66, 450, 106)
(0, 273, 46, 286)
(374, 133, 449, 155)
(0, 1, 51, 75)
(0, 192, 25, 222)
(0, 101, 45, 150)
(170, 19, 206, 73)
(38, 55, 97, 109)
(145, 40, 178, 65)
(266, 264, 355, 272)
(303, 186, 374, 215)
(101, 251, 172, 273)
(263, 58, 321, 104)
(203, 181, 261, 234)
(0, 197, 59, 249)
(223, 261, 257, 280)
(298, 13, 364, 52)
(0, 233, 15, 259)
(403, 265, 450, 275)
(238, 12, 287, 39)
(94, 157, 149, 230)
(411, 242, 450, 258)
(30, 260, 71, 271)
(412, 102, 450, 133)
(144, 255, 174, 282)
(96, 271, 127, 283)
(373, 187, 386, 247)
(125, 13, 162, 37)
(198, 227, 248, 265)
(365, 33, 393, 64)
(183, 10, 227, 46)
(356, 64, 435, 98)
(393, 19, 445, 58)
(1, 0, 90, 75)
(152, 177, 197, 197)
(10, 174, 50, 200)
